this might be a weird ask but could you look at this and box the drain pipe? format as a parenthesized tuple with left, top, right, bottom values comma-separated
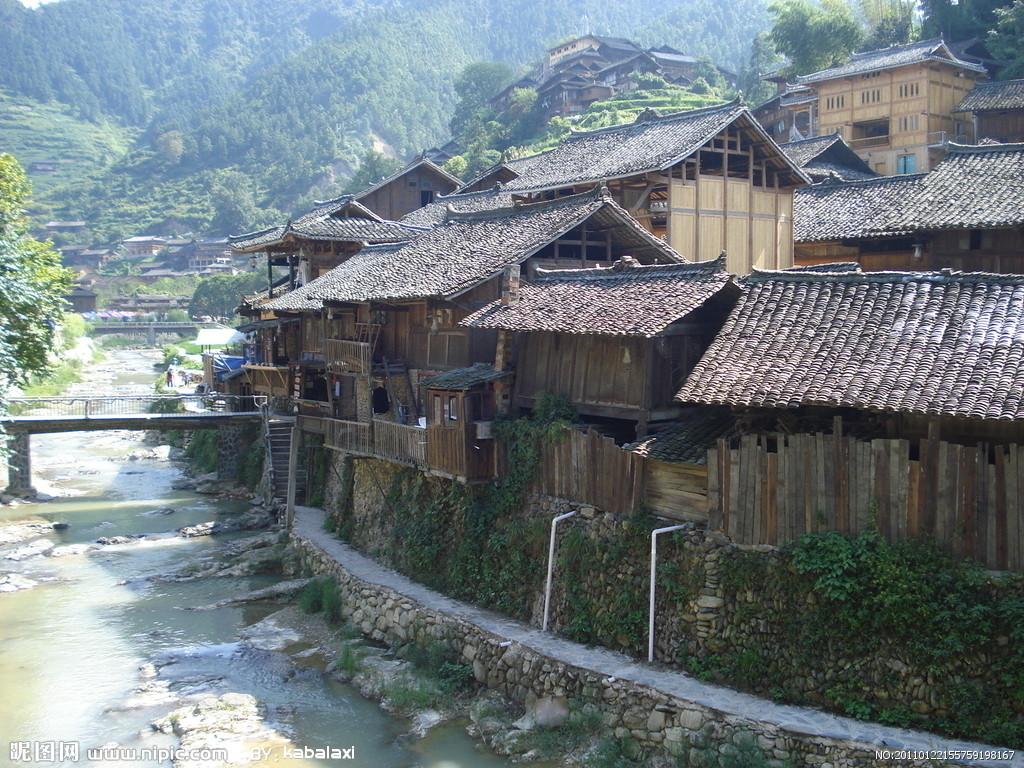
(542, 510, 578, 632)
(648, 524, 687, 663)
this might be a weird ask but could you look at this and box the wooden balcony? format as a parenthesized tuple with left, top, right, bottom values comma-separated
(426, 425, 494, 483)
(244, 365, 290, 396)
(323, 417, 372, 454)
(373, 418, 427, 465)
(849, 135, 889, 149)
(326, 338, 371, 376)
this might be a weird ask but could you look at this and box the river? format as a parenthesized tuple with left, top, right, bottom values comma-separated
(0, 348, 537, 768)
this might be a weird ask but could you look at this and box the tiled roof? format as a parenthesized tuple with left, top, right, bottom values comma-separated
(797, 38, 985, 84)
(229, 195, 418, 251)
(954, 78, 1024, 112)
(420, 363, 511, 390)
(794, 142, 1024, 242)
(501, 101, 808, 193)
(624, 409, 734, 464)
(399, 186, 517, 228)
(462, 256, 735, 337)
(260, 188, 684, 312)
(782, 134, 877, 182)
(353, 156, 461, 200)
(454, 152, 554, 195)
(676, 267, 1024, 421)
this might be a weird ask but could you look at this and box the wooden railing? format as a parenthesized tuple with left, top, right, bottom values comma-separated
(849, 135, 889, 149)
(295, 399, 331, 419)
(373, 418, 427, 465)
(323, 417, 372, 454)
(244, 365, 290, 396)
(325, 338, 371, 376)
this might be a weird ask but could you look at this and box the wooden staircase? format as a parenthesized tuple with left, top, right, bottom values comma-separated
(267, 419, 305, 502)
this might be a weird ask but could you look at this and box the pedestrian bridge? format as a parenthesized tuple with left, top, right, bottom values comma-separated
(89, 322, 225, 344)
(2, 394, 265, 493)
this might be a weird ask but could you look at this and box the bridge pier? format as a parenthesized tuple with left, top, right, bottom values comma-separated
(4, 431, 35, 495)
(148, 326, 157, 346)
(216, 424, 246, 482)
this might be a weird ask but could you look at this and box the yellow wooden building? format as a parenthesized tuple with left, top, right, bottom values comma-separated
(797, 39, 986, 175)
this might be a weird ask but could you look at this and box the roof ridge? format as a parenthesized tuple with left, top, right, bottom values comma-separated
(564, 99, 742, 140)
(945, 140, 1024, 154)
(443, 186, 605, 222)
(533, 257, 725, 282)
(748, 266, 1024, 286)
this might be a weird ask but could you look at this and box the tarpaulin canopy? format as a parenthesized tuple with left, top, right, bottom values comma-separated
(192, 327, 244, 347)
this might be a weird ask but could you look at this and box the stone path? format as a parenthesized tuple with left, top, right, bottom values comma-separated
(293, 506, 1022, 767)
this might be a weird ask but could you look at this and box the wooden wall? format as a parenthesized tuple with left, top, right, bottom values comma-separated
(668, 176, 793, 273)
(356, 165, 459, 221)
(978, 111, 1024, 143)
(708, 431, 1024, 571)
(515, 332, 649, 415)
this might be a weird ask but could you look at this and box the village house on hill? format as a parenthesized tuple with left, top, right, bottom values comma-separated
(793, 141, 1024, 272)
(754, 38, 987, 175)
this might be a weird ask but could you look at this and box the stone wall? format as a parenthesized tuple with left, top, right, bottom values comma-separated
(290, 527, 959, 768)
(319, 450, 1024, 744)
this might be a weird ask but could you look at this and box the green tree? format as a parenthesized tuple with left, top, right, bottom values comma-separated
(769, 0, 863, 77)
(343, 150, 403, 194)
(188, 271, 265, 320)
(989, 2, 1024, 80)
(859, 0, 917, 47)
(0, 154, 72, 391)
(741, 31, 785, 104)
(449, 61, 515, 143)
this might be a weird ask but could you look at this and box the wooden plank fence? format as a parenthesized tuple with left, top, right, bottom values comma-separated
(533, 427, 645, 517)
(708, 431, 1024, 571)
(373, 418, 427, 465)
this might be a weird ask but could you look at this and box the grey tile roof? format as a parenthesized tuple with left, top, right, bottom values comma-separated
(797, 38, 985, 84)
(782, 134, 878, 182)
(229, 194, 419, 251)
(676, 267, 1024, 421)
(353, 156, 461, 200)
(399, 186, 517, 228)
(794, 142, 1024, 242)
(501, 101, 808, 193)
(260, 188, 684, 312)
(954, 78, 1024, 113)
(420, 363, 511, 390)
(461, 256, 734, 337)
(624, 409, 734, 464)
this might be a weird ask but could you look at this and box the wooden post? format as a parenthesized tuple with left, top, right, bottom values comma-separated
(286, 424, 300, 527)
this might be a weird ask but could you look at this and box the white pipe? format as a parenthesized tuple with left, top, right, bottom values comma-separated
(542, 510, 578, 632)
(648, 524, 687, 663)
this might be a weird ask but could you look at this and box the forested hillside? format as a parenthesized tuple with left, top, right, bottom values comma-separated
(0, 0, 772, 241)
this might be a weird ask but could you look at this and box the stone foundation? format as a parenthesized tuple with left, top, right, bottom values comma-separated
(290, 516, 1002, 768)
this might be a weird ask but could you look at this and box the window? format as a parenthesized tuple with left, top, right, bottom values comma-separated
(446, 395, 459, 422)
(897, 82, 920, 99)
(861, 71, 881, 79)
(860, 89, 882, 104)
(896, 154, 916, 174)
(898, 115, 920, 132)
(825, 95, 846, 110)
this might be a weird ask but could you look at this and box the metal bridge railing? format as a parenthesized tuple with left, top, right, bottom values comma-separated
(4, 394, 267, 419)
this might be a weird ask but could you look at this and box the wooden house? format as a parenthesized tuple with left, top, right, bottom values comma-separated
(256, 188, 686, 482)
(352, 157, 461, 221)
(954, 78, 1024, 143)
(461, 256, 739, 438)
(752, 80, 818, 144)
(497, 101, 809, 274)
(781, 133, 877, 182)
(121, 236, 167, 259)
(796, 38, 986, 174)
(794, 141, 1024, 272)
(675, 265, 1024, 569)
(230, 195, 420, 399)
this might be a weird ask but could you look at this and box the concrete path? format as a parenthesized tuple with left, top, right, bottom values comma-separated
(293, 506, 1022, 767)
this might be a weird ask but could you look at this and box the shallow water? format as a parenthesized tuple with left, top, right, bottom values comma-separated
(0, 349, 542, 768)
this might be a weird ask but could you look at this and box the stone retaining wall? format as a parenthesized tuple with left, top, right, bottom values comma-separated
(290, 527, 968, 768)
